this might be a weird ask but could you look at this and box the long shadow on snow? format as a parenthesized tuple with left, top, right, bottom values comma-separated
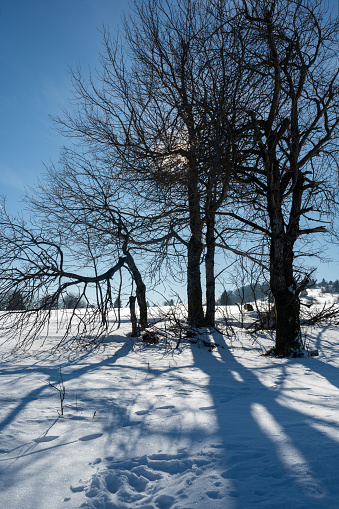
(305, 325, 339, 390)
(0, 337, 211, 502)
(0, 336, 134, 435)
(0, 336, 197, 454)
(2, 330, 339, 506)
(0, 337, 139, 497)
(189, 330, 339, 507)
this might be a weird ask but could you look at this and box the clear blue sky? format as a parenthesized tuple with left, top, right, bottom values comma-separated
(1, 0, 338, 285)
(0, 0, 124, 212)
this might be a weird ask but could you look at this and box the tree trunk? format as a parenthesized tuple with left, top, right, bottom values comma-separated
(269, 234, 303, 356)
(135, 283, 148, 331)
(273, 287, 302, 356)
(265, 154, 303, 355)
(187, 236, 204, 325)
(205, 211, 215, 326)
(186, 153, 204, 326)
(124, 250, 148, 330)
(129, 296, 138, 337)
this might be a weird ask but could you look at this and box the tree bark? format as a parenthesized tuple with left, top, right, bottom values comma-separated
(268, 207, 303, 356)
(129, 296, 138, 337)
(186, 145, 205, 325)
(187, 236, 204, 325)
(273, 286, 302, 356)
(205, 210, 215, 326)
(123, 249, 148, 330)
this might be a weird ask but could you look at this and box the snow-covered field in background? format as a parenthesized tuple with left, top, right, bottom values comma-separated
(1, 300, 339, 509)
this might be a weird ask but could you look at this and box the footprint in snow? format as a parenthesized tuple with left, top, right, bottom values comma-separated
(83, 451, 228, 508)
(155, 494, 175, 507)
(206, 490, 223, 499)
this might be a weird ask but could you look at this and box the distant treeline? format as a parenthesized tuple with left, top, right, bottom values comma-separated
(0, 291, 87, 311)
(217, 283, 273, 306)
(314, 279, 339, 293)
(2, 278, 338, 312)
(217, 278, 339, 306)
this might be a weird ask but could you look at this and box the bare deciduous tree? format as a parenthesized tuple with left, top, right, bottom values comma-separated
(229, 0, 339, 355)
(1, 0, 338, 358)
(53, 0, 251, 327)
(0, 200, 148, 347)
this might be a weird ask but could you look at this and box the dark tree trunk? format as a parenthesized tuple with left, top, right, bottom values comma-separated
(187, 236, 204, 325)
(205, 211, 215, 326)
(273, 287, 301, 356)
(129, 296, 138, 337)
(269, 216, 303, 356)
(264, 141, 304, 355)
(124, 249, 148, 330)
(186, 152, 205, 326)
(135, 283, 148, 331)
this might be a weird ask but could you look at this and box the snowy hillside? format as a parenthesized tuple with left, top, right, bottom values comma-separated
(1, 302, 339, 508)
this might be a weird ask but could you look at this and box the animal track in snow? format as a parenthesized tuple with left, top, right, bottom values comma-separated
(79, 450, 227, 508)
(155, 494, 175, 508)
(206, 490, 222, 499)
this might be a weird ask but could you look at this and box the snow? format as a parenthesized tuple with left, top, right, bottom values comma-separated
(1, 304, 339, 508)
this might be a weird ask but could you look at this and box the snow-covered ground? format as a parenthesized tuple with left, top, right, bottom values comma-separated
(1, 303, 339, 509)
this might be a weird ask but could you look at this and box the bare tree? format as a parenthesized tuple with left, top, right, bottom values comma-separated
(52, 0, 251, 327)
(62, 293, 86, 309)
(225, 0, 339, 355)
(0, 200, 149, 347)
(1, 0, 338, 358)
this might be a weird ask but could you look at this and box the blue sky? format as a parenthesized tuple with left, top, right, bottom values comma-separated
(0, 0, 124, 211)
(1, 0, 339, 285)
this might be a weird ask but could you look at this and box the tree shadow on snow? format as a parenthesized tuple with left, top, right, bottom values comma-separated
(0, 336, 134, 435)
(2, 329, 339, 508)
(189, 329, 339, 507)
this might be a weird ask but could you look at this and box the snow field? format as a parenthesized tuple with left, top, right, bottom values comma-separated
(1, 308, 339, 508)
